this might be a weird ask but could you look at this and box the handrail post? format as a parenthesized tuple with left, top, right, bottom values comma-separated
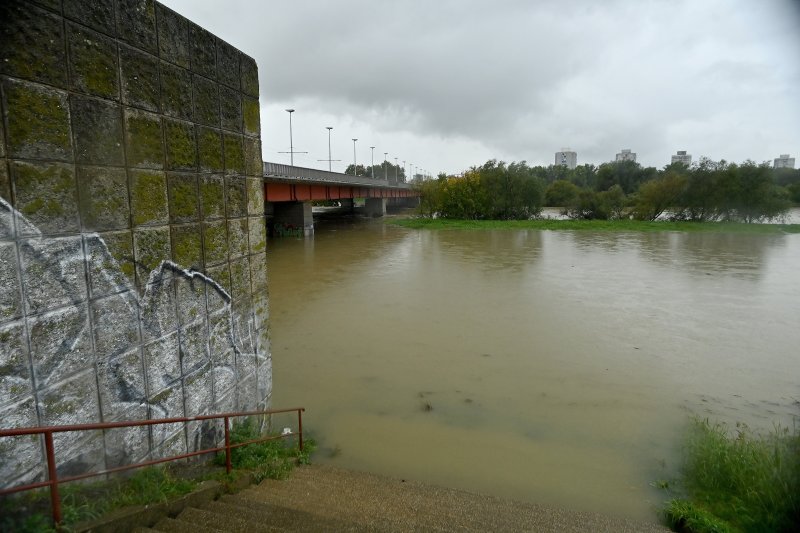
(44, 431, 62, 526)
(297, 409, 304, 452)
(223, 416, 232, 474)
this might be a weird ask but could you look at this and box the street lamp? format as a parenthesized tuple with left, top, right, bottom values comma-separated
(384, 152, 388, 180)
(317, 127, 340, 172)
(286, 109, 295, 166)
(352, 138, 358, 175)
(394, 157, 398, 182)
(370, 146, 375, 179)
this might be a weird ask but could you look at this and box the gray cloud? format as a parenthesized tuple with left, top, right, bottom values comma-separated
(162, 0, 800, 172)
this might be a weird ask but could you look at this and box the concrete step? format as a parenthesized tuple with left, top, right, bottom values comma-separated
(204, 498, 371, 532)
(151, 516, 225, 533)
(176, 506, 279, 533)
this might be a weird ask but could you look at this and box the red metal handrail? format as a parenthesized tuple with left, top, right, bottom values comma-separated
(0, 407, 305, 527)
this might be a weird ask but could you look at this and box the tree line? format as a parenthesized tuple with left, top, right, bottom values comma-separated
(416, 159, 798, 222)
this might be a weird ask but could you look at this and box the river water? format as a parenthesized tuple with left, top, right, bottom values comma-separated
(266, 213, 800, 523)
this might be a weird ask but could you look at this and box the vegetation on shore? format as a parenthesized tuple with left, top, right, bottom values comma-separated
(390, 217, 800, 234)
(661, 418, 800, 533)
(0, 421, 315, 533)
(414, 158, 798, 223)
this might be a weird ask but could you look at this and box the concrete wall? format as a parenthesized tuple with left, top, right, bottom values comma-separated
(0, 0, 270, 488)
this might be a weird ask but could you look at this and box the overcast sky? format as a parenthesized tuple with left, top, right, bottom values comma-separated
(160, 0, 800, 175)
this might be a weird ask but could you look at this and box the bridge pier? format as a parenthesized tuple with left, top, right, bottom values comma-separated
(270, 201, 314, 236)
(364, 197, 387, 217)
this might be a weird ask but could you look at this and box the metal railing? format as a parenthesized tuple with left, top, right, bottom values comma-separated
(264, 161, 413, 189)
(0, 407, 305, 526)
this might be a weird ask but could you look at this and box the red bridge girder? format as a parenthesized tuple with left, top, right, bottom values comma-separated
(265, 183, 418, 202)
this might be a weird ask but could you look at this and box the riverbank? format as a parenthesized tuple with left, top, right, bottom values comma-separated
(390, 217, 800, 233)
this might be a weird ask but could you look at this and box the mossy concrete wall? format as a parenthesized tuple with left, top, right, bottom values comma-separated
(0, 0, 270, 488)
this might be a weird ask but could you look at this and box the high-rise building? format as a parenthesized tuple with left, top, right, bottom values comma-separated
(671, 150, 692, 166)
(774, 154, 795, 169)
(555, 148, 577, 170)
(615, 148, 636, 162)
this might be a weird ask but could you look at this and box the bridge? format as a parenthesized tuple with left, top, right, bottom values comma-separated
(263, 162, 420, 235)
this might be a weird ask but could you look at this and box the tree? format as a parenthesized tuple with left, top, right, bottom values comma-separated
(344, 164, 368, 177)
(632, 172, 687, 220)
(545, 180, 580, 208)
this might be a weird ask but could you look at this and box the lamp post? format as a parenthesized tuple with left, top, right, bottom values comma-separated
(384, 152, 388, 180)
(370, 146, 375, 179)
(352, 138, 358, 175)
(286, 109, 295, 166)
(326, 127, 333, 171)
(394, 157, 398, 183)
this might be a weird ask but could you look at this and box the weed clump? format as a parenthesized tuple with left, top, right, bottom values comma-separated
(663, 417, 800, 533)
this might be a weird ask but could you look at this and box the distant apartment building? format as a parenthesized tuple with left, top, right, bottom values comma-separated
(774, 154, 795, 169)
(555, 148, 577, 170)
(671, 150, 692, 166)
(615, 148, 636, 162)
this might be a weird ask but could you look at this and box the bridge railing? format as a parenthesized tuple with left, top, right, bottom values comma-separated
(0, 407, 305, 527)
(264, 162, 412, 188)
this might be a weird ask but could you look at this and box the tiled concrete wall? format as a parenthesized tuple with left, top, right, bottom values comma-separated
(0, 0, 270, 488)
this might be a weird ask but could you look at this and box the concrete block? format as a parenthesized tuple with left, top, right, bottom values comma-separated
(143, 332, 180, 395)
(28, 304, 93, 388)
(56, 431, 105, 479)
(243, 137, 262, 178)
(248, 216, 266, 256)
(192, 74, 219, 127)
(39, 367, 101, 440)
(199, 174, 225, 220)
(245, 177, 263, 216)
(102, 404, 150, 468)
(240, 54, 259, 98)
(97, 348, 147, 420)
(116, 0, 157, 54)
(86, 231, 136, 298)
(167, 172, 199, 222)
(71, 96, 125, 165)
(77, 166, 130, 231)
(64, 0, 116, 35)
(0, 242, 22, 320)
(208, 310, 234, 361)
(214, 385, 235, 413)
(120, 43, 161, 112)
(223, 132, 244, 175)
(159, 61, 192, 120)
(211, 360, 235, 400)
(0, 395, 43, 488)
(216, 39, 240, 90)
(242, 96, 260, 137)
(175, 272, 205, 326)
(184, 363, 213, 417)
(220, 86, 242, 133)
(0, 320, 31, 408)
(133, 225, 171, 277)
(188, 22, 216, 79)
(202, 219, 227, 266)
(124, 109, 164, 169)
(67, 23, 120, 99)
(249, 251, 267, 293)
(30, 0, 61, 12)
(90, 291, 140, 358)
(2, 78, 73, 161)
(225, 175, 246, 217)
(20, 235, 87, 315)
(180, 322, 210, 376)
(157, 3, 190, 68)
(256, 355, 272, 405)
(227, 217, 248, 260)
(197, 128, 224, 175)
(164, 119, 197, 171)
(204, 263, 230, 300)
(170, 223, 202, 270)
(151, 424, 188, 460)
(0, 1, 67, 87)
(236, 373, 257, 412)
(138, 265, 178, 339)
(130, 169, 168, 226)
(11, 160, 79, 236)
(229, 256, 250, 301)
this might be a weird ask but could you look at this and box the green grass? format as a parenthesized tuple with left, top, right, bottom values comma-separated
(389, 217, 800, 234)
(662, 418, 800, 533)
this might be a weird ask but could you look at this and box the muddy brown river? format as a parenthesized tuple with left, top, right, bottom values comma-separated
(266, 214, 799, 523)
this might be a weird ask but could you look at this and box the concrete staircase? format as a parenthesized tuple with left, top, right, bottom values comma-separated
(134, 464, 669, 532)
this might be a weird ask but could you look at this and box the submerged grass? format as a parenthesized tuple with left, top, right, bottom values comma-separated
(390, 217, 800, 234)
(663, 418, 800, 533)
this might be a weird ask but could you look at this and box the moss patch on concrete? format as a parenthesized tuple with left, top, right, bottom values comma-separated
(0, 2, 67, 87)
(11, 161, 78, 235)
(2, 78, 72, 161)
(201, 220, 227, 266)
(159, 61, 193, 121)
(171, 223, 202, 269)
(70, 96, 125, 166)
(192, 74, 219, 127)
(197, 127, 224, 173)
(227, 217, 248, 259)
(243, 138, 262, 178)
(228, 256, 251, 301)
(200, 175, 225, 220)
(242, 97, 260, 137)
(67, 23, 120, 99)
(246, 178, 263, 215)
(78, 166, 130, 231)
(133, 226, 171, 280)
(125, 110, 164, 169)
(223, 133, 244, 175)
(248, 217, 266, 255)
(167, 172, 199, 223)
(90, 230, 136, 295)
(224, 175, 246, 218)
(119, 43, 161, 112)
(164, 119, 197, 171)
(130, 170, 168, 226)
